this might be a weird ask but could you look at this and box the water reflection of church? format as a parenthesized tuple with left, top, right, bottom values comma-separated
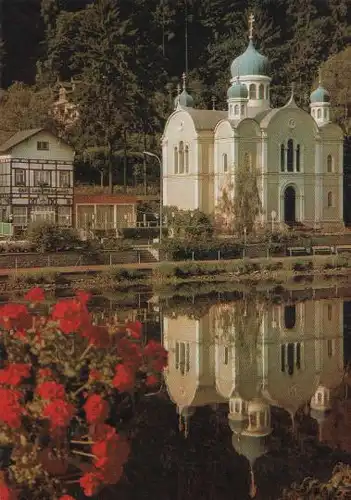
(162, 299, 344, 496)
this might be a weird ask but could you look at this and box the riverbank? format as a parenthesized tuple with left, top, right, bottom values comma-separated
(1, 253, 350, 295)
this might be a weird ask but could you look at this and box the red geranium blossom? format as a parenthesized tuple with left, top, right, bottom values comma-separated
(0, 303, 31, 330)
(146, 374, 159, 387)
(143, 340, 168, 372)
(125, 320, 142, 339)
(89, 369, 102, 381)
(38, 368, 54, 380)
(0, 388, 23, 428)
(43, 399, 75, 431)
(24, 287, 45, 303)
(112, 364, 135, 392)
(75, 290, 91, 305)
(37, 381, 65, 401)
(51, 299, 91, 334)
(82, 325, 110, 348)
(0, 482, 18, 500)
(0, 364, 31, 386)
(79, 471, 102, 497)
(84, 394, 109, 424)
(116, 338, 142, 369)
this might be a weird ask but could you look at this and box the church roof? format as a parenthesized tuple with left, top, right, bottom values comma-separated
(186, 109, 227, 131)
(230, 40, 270, 78)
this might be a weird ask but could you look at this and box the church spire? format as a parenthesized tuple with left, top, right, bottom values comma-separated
(182, 72, 187, 91)
(318, 67, 322, 85)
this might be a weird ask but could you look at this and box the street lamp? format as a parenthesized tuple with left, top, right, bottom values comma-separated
(143, 151, 163, 243)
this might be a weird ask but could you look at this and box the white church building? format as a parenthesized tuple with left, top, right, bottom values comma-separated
(161, 15, 344, 231)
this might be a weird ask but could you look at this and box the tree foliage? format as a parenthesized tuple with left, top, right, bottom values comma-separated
(233, 157, 262, 235)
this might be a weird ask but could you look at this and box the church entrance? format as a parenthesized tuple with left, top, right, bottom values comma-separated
(284, 186, 296, 224)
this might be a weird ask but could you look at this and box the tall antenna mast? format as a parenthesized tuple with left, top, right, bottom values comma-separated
(185, 0, 188, 74)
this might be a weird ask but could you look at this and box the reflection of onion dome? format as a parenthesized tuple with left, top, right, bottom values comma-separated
(227, 78, 248, 99)
(177, 405, 196, 418)
(234, 434, 268, 466)
(230, 40, 270, 78)
(228, 415, 248, 434)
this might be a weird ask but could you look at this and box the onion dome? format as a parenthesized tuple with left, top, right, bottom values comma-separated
(230, 40, 269, 78)
(227, 78, 248, 99)
(310, 85, 330, 103)
(174, 73, 194, 109)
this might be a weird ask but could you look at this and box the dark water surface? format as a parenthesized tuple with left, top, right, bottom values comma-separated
(84, 289, 351, 499)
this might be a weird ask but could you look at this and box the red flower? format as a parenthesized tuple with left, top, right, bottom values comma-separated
(112, 364, 135, 392)
(143, 340, 168, 372)
(43, 399, 75, 431)
(92, 429, 130, 485)
(0, 303, 31, 330)
(75, 290, 91, 305)
(0, 364, 31, 386)
(82, 325, 110, 348)
(37, 381, 65, 400)
(146, 374, 159, 387)
(38, 368, 53, 380)
(79, 471, 102, 497)
(0, 483, 18, 500)
(24, 287, 45, 303)
(13, 329, 27, 342)
(51, 299, 91, 334)
(126, 320, 142, 339)
(84, 394, 109, 424)
(116, 338, 142, 369)
(0, 388, 23, 428)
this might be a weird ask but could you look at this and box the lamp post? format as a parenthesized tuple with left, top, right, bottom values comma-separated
(143, 151, 163, 243)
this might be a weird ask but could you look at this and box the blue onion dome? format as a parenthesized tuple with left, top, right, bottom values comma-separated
(230, 40, 270, 78)
(310, 85, 330, 103)
(227, 78, 248, 99)
(174, 73, 194, 108)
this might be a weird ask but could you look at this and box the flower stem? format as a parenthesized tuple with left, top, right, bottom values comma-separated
(70, 440, 94, 445)
(79, 343, 93, 360)
(72, 450, 96, 459)
(72, 382, 89, 397)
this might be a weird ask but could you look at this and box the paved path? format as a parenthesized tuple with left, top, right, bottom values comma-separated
(0, 254, 342, 278)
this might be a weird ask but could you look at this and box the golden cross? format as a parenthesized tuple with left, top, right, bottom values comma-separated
(318, 68, 322, 85)
(291, 82, 295, 95)
(212, 95, 216, 110)
(182, 72, 187, 90)
(248, 13, 255, 40)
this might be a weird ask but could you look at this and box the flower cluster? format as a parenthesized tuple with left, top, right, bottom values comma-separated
(0, 287, 168, 499)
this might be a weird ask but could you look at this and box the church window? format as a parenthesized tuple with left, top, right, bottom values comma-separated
(296, 144, 301, 172)
(327, 191, 333, 207)
(179, 141, 184, 174)
(327, 304, 332, 321)
(327, 339, 334, 358)
(327, 155, 333, 173)
(249, 84, 256, 100)
(317, 391, 323, 403)
(185, 145, 189, 173)
(223, 346, 229, 364)
(258, 84, 264, 99)
(174, 147, 179, 174)
(176, 341, 190, 375)
(241, 104, 245, 115)
(280, 144, 285, 172)
(317, 109, 321, 119)
(284, 305, 296, 329)
(234, 401, 241, 413)
(281, 342, 302, 375)
(234, 104, 239, 115)
(287, 139, 294, 172)
(223, 154, 228, 173)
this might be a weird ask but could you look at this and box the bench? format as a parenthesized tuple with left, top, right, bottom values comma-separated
(335, 245, 351, 255)
(287, 246, 310, 256)
(312, 245, 333, 255)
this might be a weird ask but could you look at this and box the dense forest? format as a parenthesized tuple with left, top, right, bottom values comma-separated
(0, 0, 350, 191)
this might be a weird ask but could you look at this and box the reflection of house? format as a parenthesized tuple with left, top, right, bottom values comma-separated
(0, 128, 74, 229)
(74, 193, 137, 232)
(162, 298, 345, 496)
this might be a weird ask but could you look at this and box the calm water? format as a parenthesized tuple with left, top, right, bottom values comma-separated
(86, 289, 351, 499)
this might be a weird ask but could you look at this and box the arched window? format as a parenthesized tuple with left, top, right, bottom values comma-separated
(327, 154, 333, 173)
(258, 83, 264, 99)
(317, 108, 321, 119)
(284, 305, 296, 329)
(249, 84, 256, 99)
(185, 145, 189, 173)
(179, 141, 184, 173)
(327, 191, 333, 207)
(223, 153, 228, 173)
(176, 341, 190, 375)
(174, 147, 179, 174)
(234, 104, 239, 115)
(241, 104, 245, 115)
(287, 139, 294, 172)
(296, 144, 301, 172)
(280, 144, 285, 172)
(327, 304, 332, 321)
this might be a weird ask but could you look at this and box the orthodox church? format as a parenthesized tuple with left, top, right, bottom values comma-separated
(162, 298, 345, 497)
(161, 15, 344, 231)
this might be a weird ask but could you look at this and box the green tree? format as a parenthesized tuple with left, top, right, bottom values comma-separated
(214, 175, 235, 234)
(233, 156, 262, 236)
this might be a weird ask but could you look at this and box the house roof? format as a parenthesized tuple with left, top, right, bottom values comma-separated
(0, 128, 44, 153)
